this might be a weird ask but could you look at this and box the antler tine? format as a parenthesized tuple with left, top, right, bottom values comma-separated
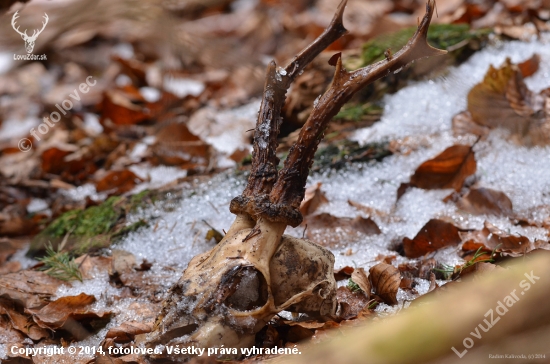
(269, 0, 446, 226)
(11, 11, 27, 37)
(230, 0, 348, 220)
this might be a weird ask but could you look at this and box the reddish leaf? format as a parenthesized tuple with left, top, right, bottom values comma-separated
(456, 187, 513, 216)
(403, 219, 462, 258)
(410, 145, 476, 191)
(148, 122, 210, 169)
(517, 53, 540, 78)
(96, 170, 143, 194)
(460, 221, 537, 257)
(369, 263, 400, 305)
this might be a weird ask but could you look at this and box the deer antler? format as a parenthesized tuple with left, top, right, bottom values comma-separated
(11, 11, 48, 40)
(268, 0, 446, 224)
(229, 0, 348, 226)
(30, 13, 49, 40)
(11, 11, 28, 38)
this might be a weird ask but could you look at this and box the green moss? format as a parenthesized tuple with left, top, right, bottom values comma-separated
(312, 140, 392, 171)
(30, 193, 152, 257)
(334, 103, 383, 122)
(360, 24, 490, 68)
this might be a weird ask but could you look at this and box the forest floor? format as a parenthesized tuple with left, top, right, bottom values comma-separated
(0, 0, 549, 363)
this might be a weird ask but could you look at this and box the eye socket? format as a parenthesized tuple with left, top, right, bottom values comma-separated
(221, 266, 268, 311)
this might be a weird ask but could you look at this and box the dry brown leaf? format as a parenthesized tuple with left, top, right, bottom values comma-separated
(456, 187, 513, 216)
(409, 145, 476, 192)
(347, 199, 388, 219)
(105, 321, 153, 343)
(0, 298, 49, 340)
(95, 170, 143, 194)
(304, 213, 381, 247)
(300, 182, 328, 216)
(26, 293, 110, 331)
(0, 270, 64, 309)
(350, 267, 371, 300)
(402, 219, 462, 258)
(336, 286, 370, 320)
(148, 122, 210, 169)
(467, 57, 550, 145)
(460, 221, 538, 257)
(369, 263, 400, 305)
(451, 111, 491, 138)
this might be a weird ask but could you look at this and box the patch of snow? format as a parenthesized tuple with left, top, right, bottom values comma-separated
(60, 183, 104, 201)
(111, 43, 134, 60)
(188, 99, 259, 155)
(26, 198, 49, 214)
(140, 87, 161, 102)
(118, 173, 243, 268)
(0, 52, 14, 74)
(55, 267, 122, 300)
(163, 76, 204, 98)
(129, 164, 189, 193)
(83, 113, 103, 136)
(0, 117, 39, 140)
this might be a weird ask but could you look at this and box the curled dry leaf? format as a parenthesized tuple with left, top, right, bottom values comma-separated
(466, 56, 550, 145)
(0, 298, 49, 340)
(403, 219, 462, 258)
(96, 170, 143, 194)
(26, 293, 110, 332)
(369, 263, 400, 305)
(106, 321, 153, 343)
(456, 187, 513, 216)
(409, 145, 476, 192)
(300, 182, 328, 216)
(336, 286, 371, 320)
(350, 267, 371, 300)
(460, 221, 538, 257)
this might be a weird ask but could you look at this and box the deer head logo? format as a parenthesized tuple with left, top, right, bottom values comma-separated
(11, 11, 49, 54)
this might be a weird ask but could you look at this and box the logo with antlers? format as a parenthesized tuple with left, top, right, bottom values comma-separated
(11, 11, 48, 54)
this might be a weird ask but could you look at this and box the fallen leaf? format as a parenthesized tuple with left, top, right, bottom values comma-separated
(336, 286, 370, 320)
(105, 321, 153, 343)
(451, 111, 491, 138)
(347, 199, 388, 219)
(304, 213, 381, 247)
(0, 270, 64, 309)
(96, 170, 143, 194)
(466, 57, 550, 145)
(148, 122, 210, 169)
(369, 263, 400, 305)
(456, 187, 513, 216)
(300, 183, 328, 216)
(409, 145, 476, 191)
(460, 221, 537, 257)
(403, 219, 462, 258)
(0, 298, 49, 340)
(26, 293, 110, 332)
(334, 266, 354, 281)
(351, 267, 371, 300)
